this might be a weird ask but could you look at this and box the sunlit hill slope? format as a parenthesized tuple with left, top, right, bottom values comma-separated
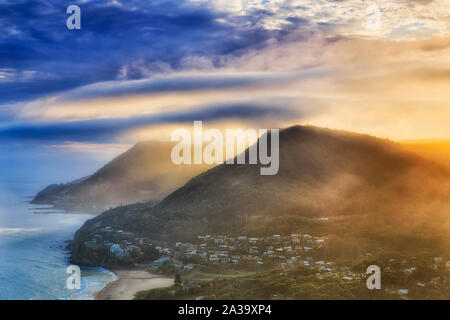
(72, 125, 450, 266)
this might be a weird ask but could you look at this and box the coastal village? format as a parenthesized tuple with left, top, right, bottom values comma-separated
(87, 227, 338, 272)
(84, 226, 450, 298)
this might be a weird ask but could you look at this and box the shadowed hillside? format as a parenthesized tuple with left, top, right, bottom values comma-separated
(32, 141, 212, 212)
(72, 125, 450, 266)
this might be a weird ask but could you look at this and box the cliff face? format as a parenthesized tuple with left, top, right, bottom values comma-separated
(32, 141, 212, 213)
(72, 125, 450, 267)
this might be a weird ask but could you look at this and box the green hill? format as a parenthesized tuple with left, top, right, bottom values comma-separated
(72, 125, 450, 266)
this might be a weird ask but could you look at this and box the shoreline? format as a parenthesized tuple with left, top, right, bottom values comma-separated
(94, 270, 174, 300)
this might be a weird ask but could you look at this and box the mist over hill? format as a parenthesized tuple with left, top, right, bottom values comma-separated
(72, 125, 450, 266)
(32, 141, 212, 212)
(400, 139, 450, 170)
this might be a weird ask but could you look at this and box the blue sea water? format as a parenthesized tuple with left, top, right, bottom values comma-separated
(0, 181, 116, 300)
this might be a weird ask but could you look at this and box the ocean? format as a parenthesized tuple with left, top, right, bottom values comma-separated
(0, 180, 116, 300)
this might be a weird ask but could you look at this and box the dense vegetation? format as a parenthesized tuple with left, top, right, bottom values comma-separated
(135, 267, 393, 300)
(136, 255, 450, 300)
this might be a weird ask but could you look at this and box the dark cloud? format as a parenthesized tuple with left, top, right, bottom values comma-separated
(0, 103, 298, 143)
(0, 0, 312, 105)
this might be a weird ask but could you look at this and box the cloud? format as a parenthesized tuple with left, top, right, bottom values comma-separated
(6, 0, 448, 105)
(14, 69, 326, 122)
(0, 228, 41, 235)
(1, 0, 450, 149)
(0, 0, 314, 105)
(0, 103, 299, 143)
(42, 141, 129, 154)
(37, 72, 300, 103)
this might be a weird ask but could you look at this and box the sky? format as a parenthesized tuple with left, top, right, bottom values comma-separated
(1, 0, 450, 183)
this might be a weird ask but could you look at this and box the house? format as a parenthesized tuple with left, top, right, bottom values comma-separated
(125, 245, 140, 253)
(104, 241, 113, 247)
(214, 237, 226, 244)
(137, 238, 149, 245)
(431, 277, 441, 285)
(237, 236, 247, 241)
(209, 255, 220, 263)
(153, 257, 171, 266)
(403, 267, 416, 275)
(110, 244, 125, 258)
(221, 258, 230, 264)
(417, 282, 426, 287)
(185, 249, 197, 257)
(286, 249, 297, 256)
(218, 252, 229, 258)
(249, 247, 258, 254)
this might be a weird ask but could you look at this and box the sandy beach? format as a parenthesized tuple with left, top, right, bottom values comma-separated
(95, 270, 174, 300)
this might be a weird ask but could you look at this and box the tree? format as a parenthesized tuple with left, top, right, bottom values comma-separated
(175, 273, 182, 288)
